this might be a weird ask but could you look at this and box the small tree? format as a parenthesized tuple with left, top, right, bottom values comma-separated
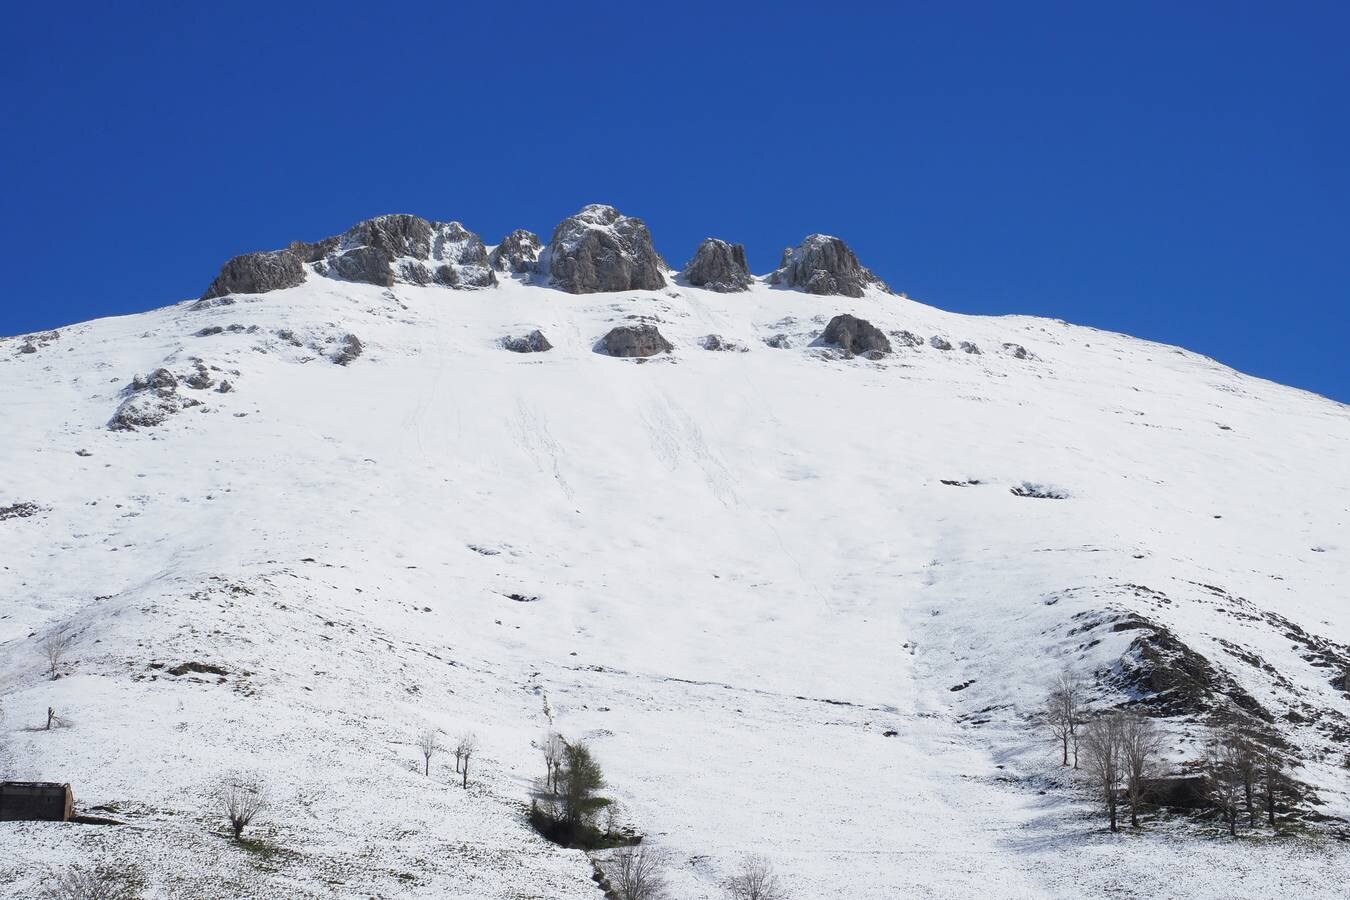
(457, 732, 479, 789)
(1043, 670, 1085, 768)
(1259, 745, 1287, 827)
(725, 855, 789, 900)
(1206, 730, 1245, 837)
(1080, 712, 1124, 831)
(41, 633, 73, 680)
(40, 865, 124, 900)
(611, 846, 669, 900)
(1119, 711, 1162, 828)
(542, 730, 565, 793)
(559, 741, 608, 828)
(416, 726, 440, 777)
(218, 771, 269, 841)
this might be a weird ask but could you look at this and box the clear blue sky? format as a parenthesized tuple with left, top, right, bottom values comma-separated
(3, 1, 1347, 401)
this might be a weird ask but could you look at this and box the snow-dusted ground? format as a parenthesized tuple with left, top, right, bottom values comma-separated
(1, 271, 1348, 897)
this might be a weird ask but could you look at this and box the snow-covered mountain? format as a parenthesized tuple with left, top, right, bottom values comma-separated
(2, 206, 1348, 898)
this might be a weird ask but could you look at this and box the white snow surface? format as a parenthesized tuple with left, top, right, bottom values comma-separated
(1, 273, 1348, 898)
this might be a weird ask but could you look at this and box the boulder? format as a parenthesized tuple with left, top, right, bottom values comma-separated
(332, 334, 363, 366)
(201, 250, 305, 300)
(489, 230, 543, 273)
(328, 245, 395, 287)
(600, 324, 672, 357)
(109, 368, 200, 431)
(682, 238, 752, 292)
(890, 330, 924, 348)
(547, 205, 667, 293)
(502, 330, 553, 353)
(929, 336, 952, 351)
(821, 314, 892, 356)
(768, 234, 890, 298)
(959, 341, 981, 355)
(764, 334, 792, 349)
(700, 334, 748, 352)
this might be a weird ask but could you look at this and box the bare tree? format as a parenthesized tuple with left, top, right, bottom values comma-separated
(725, 855, 789, 900)
(218, 770, 269, 841)
(1119, 711, 1163, 828)
(41, 633, 74, 680)
(457, 732, 479, 789)
(1205, 730, 1244, 837)
(416, 726, 439, 777)
(542, 730, 565, 793)
(610, 846, 669, 900)
(40, 865, 124, 900)
(1231, 731, 1260, 827)
(1080, 712, 1125, 831)
(1259, 745, 1286, 828)
(1043, 670, 1085, 768)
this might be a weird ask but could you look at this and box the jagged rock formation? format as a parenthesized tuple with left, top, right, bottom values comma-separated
(768, 234, 890, 298)
(489, 230, 543, 274)
(502, 330, 553, 353)
(331, 334, 363, 366)
(600, 324, 672, 357)
(929, 336, 952, 351)
(890, 330, 924, 348)
(546, 205, 667, 293)
(700, 334, 749, 352)
(682, 238, 752, 292)
(109, 368, 202, 431)
(201, 250, 306, 300)
(200, 215, 496, 300)
(959, 341, 981, 355)
(822, 314, 892, 356)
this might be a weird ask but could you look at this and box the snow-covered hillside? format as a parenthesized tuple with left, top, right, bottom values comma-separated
(2, 211, 1348, 898)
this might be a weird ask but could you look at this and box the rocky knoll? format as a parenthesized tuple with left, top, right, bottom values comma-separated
(681, 238, 752, 292)
(489, 230, 543, 274)
(201, 250, 306, 300)
(546, 205, 667, 293)
(822, 314, 892, 356)
(600, 324, 673, 357)
(769, 234, 890, 298)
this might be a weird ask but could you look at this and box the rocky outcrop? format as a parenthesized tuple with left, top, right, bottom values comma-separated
(682, 238, 752, 292)
(929, 336, 952, 351)
(600, 324, 672, 357)
(489, 230, 543, 274)
(890, 330, 924, 348)
(959, 341, 981, 355)
(700, 334, 749, 352)
(318, 216, 496, 290)
(821, 314, 892, 356)
(332, 334, 363, 366)
(768, 234, 890, 298)
(201, 250, 306, 300)
(764, 334, 792, 349)
(547, 205, 667, 293)
(109, 368, 201, 431)
(502, 330, 553, 353)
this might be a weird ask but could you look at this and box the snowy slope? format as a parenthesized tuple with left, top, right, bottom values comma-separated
(1, 262, 1348, 898)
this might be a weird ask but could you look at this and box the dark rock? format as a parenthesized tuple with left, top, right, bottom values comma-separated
(329, 245, 394, 287)
(929, 336, 952, 351)
(700, 334, 749, 352)
(398, 260, 433, 285)
(1009, 482, 1068, 500)
(183, 362, 215, 390)
(547, 204, 667, 293)
(1002, 342, 1031, 360)
(201, 249, 305, 300)
(959, 341, 981, 355)
(822, 314, 892, 356)
(0, 502, 43, 521)
(600, 324, 673, 357)
(287, 236, 340, 263)
(682, 238, 752, 292)
(764, 334, 793, 349)
(502, 330, 553, 353)
(130, 368, 179, 393)
(768, 234, 889, 298)
(18, 343, 37, 354)
(216, 380, 234, 394)
(344, 213, 434, 259)
(890, 330, 924, 348)
(489, 230, 543, 273)
(332, 334, 363, 366)
(109, 369, 200, 431)
(195, 326, 224, 337)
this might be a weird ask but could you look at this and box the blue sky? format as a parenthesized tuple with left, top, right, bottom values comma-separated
(3, 1, 1347, 401)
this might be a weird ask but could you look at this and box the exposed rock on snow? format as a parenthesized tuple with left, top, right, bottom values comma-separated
(822, 314, 892, 357)
(0, 502, 43, 521)
(1009, 482, 1068, 499)
(764, 333, 792, 349)
(183, 361, 215, 390)
(332, 334, 364, 366)
(1002, 342, 1033, 360)
(600, 324, 673, 357)
(959, 341, 981, 355)
(700, 334, 749, 352)
(502, 330, 553, 353)
(681, 238, 752, 292)
(890, 330, 925, 348)
(546, 205, 667, 293)
(201, 249, 306, 300)
(768, 234, 890, 298)
(929, 335, 953, 351)
(109, 368, 201, 431)
(489, 230, 543, 274)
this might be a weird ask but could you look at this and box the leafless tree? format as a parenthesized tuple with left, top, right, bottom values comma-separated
(1080, 711, 1125, 831)
(40, 865, 124, 900)
(1119, 711, 1163, 828)
(542, 730, 565, 793)
(46, 706, 59, 730)
(416, 726, 439, 777)
(724, 855, 789, 900)
(1205, 730, 1245, 837)
(457, 732, 479, 789)
(218, 770, 269, 840)
(1231, 731, 1260, 826)
(1043, 670, 1085, 768)
(41, 633, 74, 680)
(1259, 745, 1287, 827)
(610, 846, 669, 900)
